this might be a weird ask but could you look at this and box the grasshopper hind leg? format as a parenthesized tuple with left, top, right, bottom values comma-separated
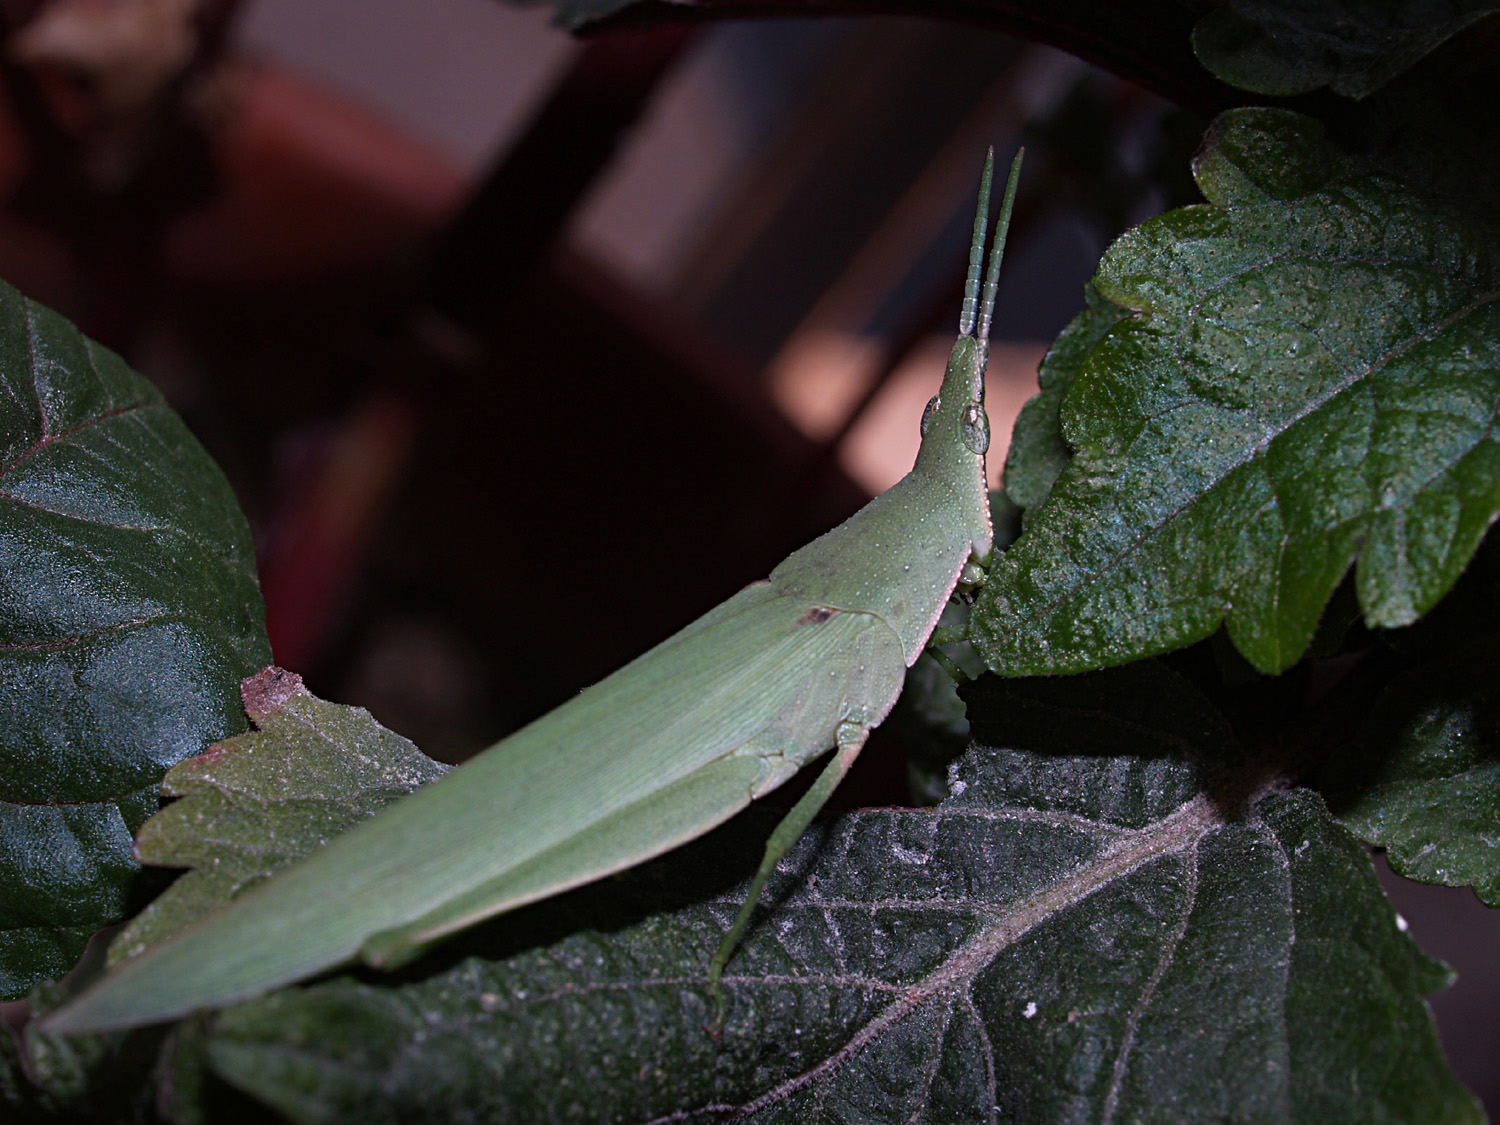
(707, 719, 871, 1031)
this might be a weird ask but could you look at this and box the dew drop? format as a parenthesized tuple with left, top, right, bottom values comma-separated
(961, 402, 990, 454)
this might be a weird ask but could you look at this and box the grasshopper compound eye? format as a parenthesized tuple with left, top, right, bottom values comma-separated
(921, 395, 940, 435)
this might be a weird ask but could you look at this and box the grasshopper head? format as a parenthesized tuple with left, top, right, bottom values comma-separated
(913, 147, 1023, 566)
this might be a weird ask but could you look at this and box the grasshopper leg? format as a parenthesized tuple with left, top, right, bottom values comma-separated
(708, 721, 871, 1030)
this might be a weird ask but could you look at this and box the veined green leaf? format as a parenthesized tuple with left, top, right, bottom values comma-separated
(1324, 636, 1500, 905)
(172, 665, 1475, 1124)
(1002, 283, 1129, 517)
(975, 107, 1500, 676)
(1313, 539, 1500, 905)
(0, 282, 269, 999)
(13, 670, 446, 1123)
(107, 669, 448, 965)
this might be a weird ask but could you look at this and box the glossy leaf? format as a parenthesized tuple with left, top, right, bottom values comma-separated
(108, 668, 448, 965)
(975, 107, 1500, 677)
(1193, 0, 1499, 99)
(10, 671, 449, 1120)
(189, 665, 1476, 1123)
(1001, 282, 1129, 516)
(1316, 548, 1500, 906)
(0, 282, 270, 999)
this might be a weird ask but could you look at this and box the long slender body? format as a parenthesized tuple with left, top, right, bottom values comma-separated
(41, 151, 1022, 1035)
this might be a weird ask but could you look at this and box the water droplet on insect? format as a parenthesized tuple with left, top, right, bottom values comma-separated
(961, 403, 989, 454)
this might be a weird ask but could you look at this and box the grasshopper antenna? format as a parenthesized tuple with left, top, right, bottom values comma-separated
(958, 148, 994, 338)
(978, 148, 1024, 345)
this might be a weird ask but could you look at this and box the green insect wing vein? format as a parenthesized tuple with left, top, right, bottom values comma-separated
(40, 584, 903, 1032)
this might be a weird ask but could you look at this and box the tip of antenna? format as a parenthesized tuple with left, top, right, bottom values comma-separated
(959, 150, 995, 337)
(978, 148, 1024, 344)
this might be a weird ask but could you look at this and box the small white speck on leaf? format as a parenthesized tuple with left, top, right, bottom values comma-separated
(947, 764, 967, 797)
(1022, 1001, 1037, 1019)
(1395, 913, 1409, 932)
(892, 843, 930, 865)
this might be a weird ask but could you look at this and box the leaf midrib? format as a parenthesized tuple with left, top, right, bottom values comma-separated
(711, 791, 1228, 1120)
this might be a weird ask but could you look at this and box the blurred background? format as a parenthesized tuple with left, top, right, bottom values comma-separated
(0, 0, 1199, 761)
(0, 0, 1490, 1109)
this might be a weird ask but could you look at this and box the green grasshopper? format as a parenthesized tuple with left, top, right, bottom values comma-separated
(40, 149, 1022, 1036)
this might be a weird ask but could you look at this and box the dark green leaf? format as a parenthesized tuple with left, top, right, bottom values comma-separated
(974, 107, 1500, 677)
(8, 671, 448, 1119)
(0, 1020, 42, 1123)
(195, 666, 1476, 1124)
(892, 599, 986, 805)
(1192, 0, 1499, 99)
(1002, 283, 1130, 516)
(108, 669, 448, 965)
(1318, 633, 1500, 905)
(0, 282, 270, 999)
(4, 985, 171, 1124)
(16, 984, 276, 1124)
(1326, 33, 1500, 226)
